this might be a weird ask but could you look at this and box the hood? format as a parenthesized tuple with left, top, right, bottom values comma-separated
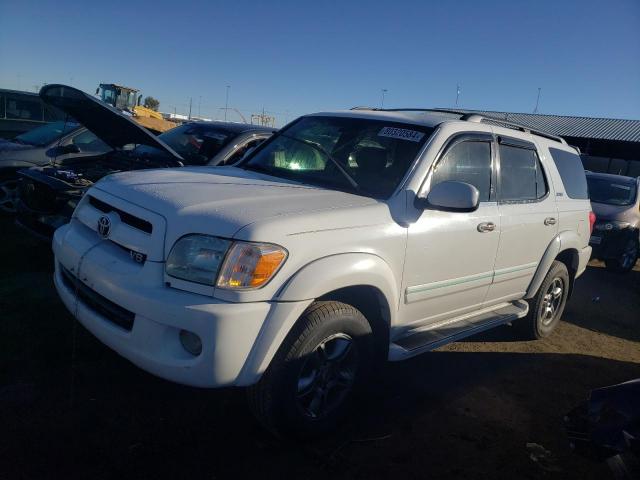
(94, 166, 377, 239)
(39, 84, 182, 162)
(591, 201, 638, 223)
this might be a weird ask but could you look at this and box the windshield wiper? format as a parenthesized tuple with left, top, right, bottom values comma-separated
(279, 134, 363, 194)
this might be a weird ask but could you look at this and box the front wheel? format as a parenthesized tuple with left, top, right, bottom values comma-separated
(247, 301, 374, 438)
(520, 260, 570, 340)
(605, 237, 639, 273)
(0, 173, 19, 215)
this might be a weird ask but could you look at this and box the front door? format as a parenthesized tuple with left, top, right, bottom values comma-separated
(484, 136, 559, 305)
(401, 133, 500, 328)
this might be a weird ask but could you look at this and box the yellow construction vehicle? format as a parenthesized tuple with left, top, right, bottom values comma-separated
(96, 83, 178, 134)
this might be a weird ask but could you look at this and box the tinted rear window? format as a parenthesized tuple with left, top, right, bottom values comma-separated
(548, 147, 588, 199)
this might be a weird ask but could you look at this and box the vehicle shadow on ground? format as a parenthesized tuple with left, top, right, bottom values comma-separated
(562, 264, 640, 343)
(2, 329, 638, 480)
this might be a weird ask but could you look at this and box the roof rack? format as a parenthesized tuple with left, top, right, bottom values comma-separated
(349, 107, 567, 145)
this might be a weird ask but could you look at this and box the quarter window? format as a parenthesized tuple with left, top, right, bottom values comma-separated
(499, 144, 547, 202)
(548, 147, 589, 199)
(431, 140, 493, 202)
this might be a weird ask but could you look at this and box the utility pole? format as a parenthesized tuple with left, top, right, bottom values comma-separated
(224, 85, 230, 121)
(380, 89, 388, 108)
(188, 97, 192, 120)
(533, 87, 542, 114)
(455, 84, 460, 107)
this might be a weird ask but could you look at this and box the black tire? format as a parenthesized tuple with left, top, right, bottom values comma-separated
(604, 236, 639, 274)
(247, 301, 374, 438)
(520, 260, 570, 340)
(0, 171, 20, 215)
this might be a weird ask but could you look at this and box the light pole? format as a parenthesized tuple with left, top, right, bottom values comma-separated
(533, 87, 542, 114)
(380, 89, 388, 108)
(224, 85, 230, 121)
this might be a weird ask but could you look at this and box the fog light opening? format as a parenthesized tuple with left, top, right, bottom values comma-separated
(179, 330, 202, 356)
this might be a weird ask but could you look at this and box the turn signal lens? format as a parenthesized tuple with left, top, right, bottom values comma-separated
(217, 242, 287, 289)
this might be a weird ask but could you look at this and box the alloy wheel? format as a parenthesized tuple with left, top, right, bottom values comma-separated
(540, 277, 563, 326)
(0, 179, 19, 213)
(296, 333, 358, 419)
(620, 239, 639, 270)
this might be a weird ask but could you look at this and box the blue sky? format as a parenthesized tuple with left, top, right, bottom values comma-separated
(1, 0, 639, 125)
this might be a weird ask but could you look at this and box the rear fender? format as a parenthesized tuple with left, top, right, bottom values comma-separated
(525, 231, 582, 299)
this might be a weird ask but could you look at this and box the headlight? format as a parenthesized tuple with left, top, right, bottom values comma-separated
(594, 221, 631, 231)
(166, 235, 231, 285)
(166, 235, 287, 289)
(217, 242, 287, 289)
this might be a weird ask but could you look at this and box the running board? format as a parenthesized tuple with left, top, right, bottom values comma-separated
(389, 300, 529, 360)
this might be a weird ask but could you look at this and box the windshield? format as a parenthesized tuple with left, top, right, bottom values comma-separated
(587, 176, 637, 206)
(154, 124, 236, 165)
(14, 121, 79, 147)
(240, 116, 432, 198)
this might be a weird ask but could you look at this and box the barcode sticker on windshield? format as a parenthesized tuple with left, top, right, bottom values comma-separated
(378, 127, 425, 142)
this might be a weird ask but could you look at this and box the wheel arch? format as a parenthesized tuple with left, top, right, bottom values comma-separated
(526, 232, 582, 299)
(236, 253, 399, 386)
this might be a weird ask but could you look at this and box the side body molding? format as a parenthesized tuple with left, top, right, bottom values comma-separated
(525, 231, 582, 299)
(235, 253, 400, 386)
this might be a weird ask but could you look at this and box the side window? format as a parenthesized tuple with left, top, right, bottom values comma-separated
(5, 95, 43, 121)
(72, 130, 110, 152)
(548, 147, 589, 199)
(431, 140, 493, 202)
(499, 144, 547, 202)
(225, 137, 265, 165)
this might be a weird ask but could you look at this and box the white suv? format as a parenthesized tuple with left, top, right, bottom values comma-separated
(52, 108, 593, 436)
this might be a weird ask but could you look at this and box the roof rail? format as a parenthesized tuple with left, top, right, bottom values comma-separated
(348, 107, 566, 145)
(459, 114, 567, 144)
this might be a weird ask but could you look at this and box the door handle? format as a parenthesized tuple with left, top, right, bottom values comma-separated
(477, 222, 496, 233)
(544, 217, 557, 226)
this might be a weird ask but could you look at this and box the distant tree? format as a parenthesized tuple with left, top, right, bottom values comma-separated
(143, 96, 160, 111)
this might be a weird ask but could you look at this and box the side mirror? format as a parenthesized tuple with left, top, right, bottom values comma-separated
(46, 144, 81, 158)
(417, 180, 480, 212)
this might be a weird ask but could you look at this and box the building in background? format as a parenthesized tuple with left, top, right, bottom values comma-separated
(443, 109, 640, 177)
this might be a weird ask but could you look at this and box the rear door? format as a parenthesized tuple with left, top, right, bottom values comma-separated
(484, 136, 558, 305)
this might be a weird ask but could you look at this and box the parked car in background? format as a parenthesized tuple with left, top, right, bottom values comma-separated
(16, 84, 275, 238)
(587, 172, 640, 272)
(51, 108, 592, 436)
(0, 88, 67, 139)
(0, 121, 110, 213)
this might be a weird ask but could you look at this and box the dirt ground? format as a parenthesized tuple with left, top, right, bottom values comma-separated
(1, 216, 638, 480)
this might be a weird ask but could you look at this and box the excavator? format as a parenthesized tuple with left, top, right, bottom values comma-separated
(95, 83, 178, 134)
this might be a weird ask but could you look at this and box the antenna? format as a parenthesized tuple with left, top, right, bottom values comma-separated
(533, 87, 541, 114)
(455, 84, 460, 107)
(380, 89, 388, 108)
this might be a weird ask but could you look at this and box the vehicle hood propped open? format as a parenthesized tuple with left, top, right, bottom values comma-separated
(39, 84, 182, 163)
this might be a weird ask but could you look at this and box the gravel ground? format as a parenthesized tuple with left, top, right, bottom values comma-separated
(1, 216, 638, 480)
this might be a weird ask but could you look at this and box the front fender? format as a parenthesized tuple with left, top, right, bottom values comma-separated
(275, 253, 399, 314)
(235, 253, 400, 386)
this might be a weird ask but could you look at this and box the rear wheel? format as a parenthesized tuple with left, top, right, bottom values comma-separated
(247, 301, 374, 438)
(520, 261, 569, 340)
(0, 172, 19, 215)
(604, 237, 639, 273)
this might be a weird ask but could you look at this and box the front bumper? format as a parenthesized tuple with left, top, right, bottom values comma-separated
(52, 222, 305, 388)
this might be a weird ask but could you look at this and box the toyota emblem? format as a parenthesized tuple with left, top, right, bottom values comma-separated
(97, 215, 112, 238)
